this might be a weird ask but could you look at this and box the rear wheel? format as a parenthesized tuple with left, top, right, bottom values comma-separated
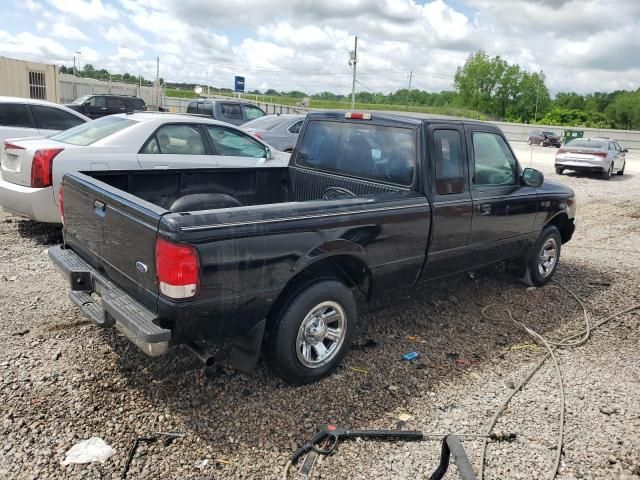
(522, 225, 562, 287)
(539, 140, 545, 147)
(602, 162, 613, 180)
(555, 167, 564, 175)
(617, 160, 625, 176)
(267, 279, 357, 385)
(527, 138, 533, 145)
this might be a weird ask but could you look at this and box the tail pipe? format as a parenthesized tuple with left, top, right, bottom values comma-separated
(429, 434, 477, 480)
(185, 343, 215, 367)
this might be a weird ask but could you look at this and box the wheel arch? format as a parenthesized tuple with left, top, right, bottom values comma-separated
(545, 211, 572, 244)
(266, 252, 372, 332)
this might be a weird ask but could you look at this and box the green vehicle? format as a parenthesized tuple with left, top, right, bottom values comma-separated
(562, 129, 584, 145)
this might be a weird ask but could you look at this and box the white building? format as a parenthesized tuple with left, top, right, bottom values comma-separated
(0, 56, 60, 103)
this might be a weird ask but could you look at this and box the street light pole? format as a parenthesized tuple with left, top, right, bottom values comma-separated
(349, 36, 358, 109)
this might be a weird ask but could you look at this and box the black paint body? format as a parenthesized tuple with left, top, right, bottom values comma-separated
(60, 112, 576, 346)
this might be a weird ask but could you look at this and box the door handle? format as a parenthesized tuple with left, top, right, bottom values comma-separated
(479, 204, 491, 215)
(93, 200, 105, 217)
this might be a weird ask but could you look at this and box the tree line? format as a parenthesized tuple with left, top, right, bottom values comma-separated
(60, 55, 640, 130)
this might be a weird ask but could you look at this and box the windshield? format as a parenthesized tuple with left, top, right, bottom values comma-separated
(72, 95, 91, 105)
(567, 139, 605, 149)
(50, 116, 137, 146)
(542, 131, 556, 136)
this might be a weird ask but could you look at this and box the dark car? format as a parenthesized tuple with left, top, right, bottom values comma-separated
(185, 99, 266, 126)
(49, 111, 576, 384)
(527, 129, 561, 147)
(66, 94, 146, 119)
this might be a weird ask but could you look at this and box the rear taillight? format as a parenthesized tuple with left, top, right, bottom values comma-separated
(252, 132, 263, 140)
(59, 187, 64, 225)
(155, 238, 199, 299)
(30, 148, 63, 188)
(4, 142, 25, 151)
(345, 112, 372, 120)
(556, 148, 566, 154)
(591, 152, 607, 158)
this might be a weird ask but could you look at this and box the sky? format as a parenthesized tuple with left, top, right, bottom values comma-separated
(1, 0, 639, 96)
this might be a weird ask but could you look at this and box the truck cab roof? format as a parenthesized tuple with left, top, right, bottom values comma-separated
(305, 110, 498, 130)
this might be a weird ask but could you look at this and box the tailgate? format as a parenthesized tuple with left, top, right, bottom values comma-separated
(62, 172, 166, 311)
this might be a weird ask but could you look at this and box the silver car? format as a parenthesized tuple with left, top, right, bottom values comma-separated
(555, 137, 627, 180)
(242, 114, 305, 152)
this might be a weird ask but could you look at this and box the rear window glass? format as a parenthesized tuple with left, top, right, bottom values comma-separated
(186, 102, 199, 114)
(296, 120, 416, 186)
(0, 103, 33, 128)
(542, 131, 556, 136)
(50, 116, 136, 146)
(567, 139, 605, 149)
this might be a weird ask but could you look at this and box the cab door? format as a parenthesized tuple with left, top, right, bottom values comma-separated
(422, 125, 473, 280)
(466, 128, 538, 265)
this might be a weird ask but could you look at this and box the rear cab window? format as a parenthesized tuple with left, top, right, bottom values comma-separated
(243, 105, 265, 121)
(295, 120, 416, 186)
(50, 116, 137, 146)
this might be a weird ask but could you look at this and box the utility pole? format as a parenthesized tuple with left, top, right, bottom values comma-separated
(407, 69, 413, 110)
(534, 82, 540, 122)
(155, 56, 160, 109)
(349, 36, 358, 109)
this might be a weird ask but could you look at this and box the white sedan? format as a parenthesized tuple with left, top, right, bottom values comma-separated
(0, 112, 290, 223)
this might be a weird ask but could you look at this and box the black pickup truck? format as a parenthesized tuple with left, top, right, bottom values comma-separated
(49, 111, 576, 384)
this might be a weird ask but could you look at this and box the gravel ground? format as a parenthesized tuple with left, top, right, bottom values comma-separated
(0, 144, 639, 479)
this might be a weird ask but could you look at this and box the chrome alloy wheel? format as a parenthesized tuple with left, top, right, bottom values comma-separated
(538, 237, 558, 278)
(296, 301, 347, 368)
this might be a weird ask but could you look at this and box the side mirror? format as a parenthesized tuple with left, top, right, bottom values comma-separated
(622, 148, 629, 153)
(83, 101, 91, 107)
(522, 167, 544, 188)
(264, 147, 273, 160)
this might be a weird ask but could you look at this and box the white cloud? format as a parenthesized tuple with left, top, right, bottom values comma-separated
(50, 22, 89, 41)
(101, 25, 149, 47)
(46, 0, 118, 19)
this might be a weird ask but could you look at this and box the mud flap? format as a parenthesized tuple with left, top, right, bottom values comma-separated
(230, 319, 266, 374)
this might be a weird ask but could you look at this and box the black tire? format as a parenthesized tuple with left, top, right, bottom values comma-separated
(168, 193, 241, 212)
(527, 138, 532, 145)
(601, 162, 612, 180)
(555, 167, 564, 175)
(267, 279, 357, 385)
(539, 140, 545, 147)
(617, 161, 625, 176)
(523, 225, 562, 287)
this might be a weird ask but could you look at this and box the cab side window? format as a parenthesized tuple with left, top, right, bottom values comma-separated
(434, 130, 465, 195)
(472, 132, 517, 186)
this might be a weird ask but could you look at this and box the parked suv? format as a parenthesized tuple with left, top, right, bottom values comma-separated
(65, 94, 146, 119)
(527, 129, 561, 147)
(185, 99, 266, 125)
(0, 96, 88, 143)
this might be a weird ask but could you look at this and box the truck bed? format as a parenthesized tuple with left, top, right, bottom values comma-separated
(61, 165, 430, 344)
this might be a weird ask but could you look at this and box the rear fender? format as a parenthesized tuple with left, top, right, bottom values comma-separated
(291, 239, 369, 274)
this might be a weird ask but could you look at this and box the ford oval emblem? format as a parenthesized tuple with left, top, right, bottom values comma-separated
(136, 261, 148, 273)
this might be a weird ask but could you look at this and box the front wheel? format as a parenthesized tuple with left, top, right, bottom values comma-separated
(267, 279, 357, 385)
(617, 160, 625, 176)
(539, 140, 545, 147)
(555, 167, 564, 175)
(523, 225, 562, 287)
